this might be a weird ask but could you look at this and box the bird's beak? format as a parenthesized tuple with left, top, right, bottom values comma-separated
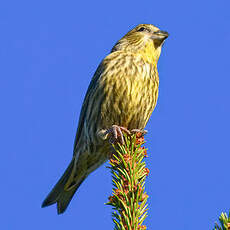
(151, 30, 169, 41)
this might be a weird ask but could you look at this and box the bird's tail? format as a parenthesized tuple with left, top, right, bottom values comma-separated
(42, 158, 85, 214)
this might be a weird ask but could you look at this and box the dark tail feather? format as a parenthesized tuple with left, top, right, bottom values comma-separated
(42, 158, 85, 214)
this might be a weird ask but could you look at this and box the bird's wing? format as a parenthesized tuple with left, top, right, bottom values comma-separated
(73, 62, 105, 152)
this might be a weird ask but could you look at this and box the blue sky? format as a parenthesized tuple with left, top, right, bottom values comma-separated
(1, 0, 230, 229)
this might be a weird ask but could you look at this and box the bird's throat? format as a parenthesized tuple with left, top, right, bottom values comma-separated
(139, 41, 161, 65)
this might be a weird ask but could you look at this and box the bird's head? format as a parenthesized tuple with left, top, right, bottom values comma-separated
(112, 24, 169, 63)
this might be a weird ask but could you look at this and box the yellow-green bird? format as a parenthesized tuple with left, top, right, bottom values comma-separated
(42, 24, 168, 214)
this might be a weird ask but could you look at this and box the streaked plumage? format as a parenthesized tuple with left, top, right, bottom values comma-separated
(42, 24, 168, 214)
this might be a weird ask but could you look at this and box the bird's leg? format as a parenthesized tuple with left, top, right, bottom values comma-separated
(98, 125, 131, 145)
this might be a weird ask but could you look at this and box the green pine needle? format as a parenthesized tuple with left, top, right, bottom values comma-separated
(107, 133, 148, 230)
(213, 211, 230, 230)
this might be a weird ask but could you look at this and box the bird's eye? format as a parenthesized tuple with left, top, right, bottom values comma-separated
(137, 27, 151, 33)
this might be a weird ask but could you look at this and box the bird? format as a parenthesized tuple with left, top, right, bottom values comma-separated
(42, 24, 168, 214)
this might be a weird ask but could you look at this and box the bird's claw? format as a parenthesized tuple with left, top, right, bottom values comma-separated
(105, 125, 130, 145)
(131, 129, 148, 136)
(98, 126, 147, 145)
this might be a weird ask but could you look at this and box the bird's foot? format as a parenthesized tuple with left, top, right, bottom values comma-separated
(100, 125, 131, 145)
(107, 125, 131, 144)
(131, 129, 148, 137)
(97, 126, 147, 145)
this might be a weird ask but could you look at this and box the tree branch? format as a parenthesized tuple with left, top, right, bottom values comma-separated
(107, 133, 149, 230)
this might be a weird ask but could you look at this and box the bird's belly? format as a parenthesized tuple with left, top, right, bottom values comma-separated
(100, 76, 158, 130)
